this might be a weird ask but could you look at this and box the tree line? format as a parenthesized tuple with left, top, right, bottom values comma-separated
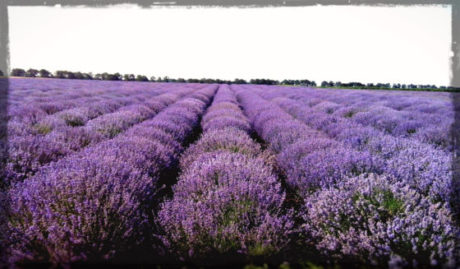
(4, 68, 459, 91)
(7, 68, 317, 86)
(8, 68, 250, 84)
(319, 81, 454, 90)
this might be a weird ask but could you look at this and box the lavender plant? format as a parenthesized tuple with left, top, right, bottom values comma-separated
(158, 85, 293, 260)
(303, 174, 457, 267)
(6, 85, 217, 266)
(3, 78, 458, 268)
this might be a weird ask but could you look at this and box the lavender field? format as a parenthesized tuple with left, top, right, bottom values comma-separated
(1, 78, 459, 268)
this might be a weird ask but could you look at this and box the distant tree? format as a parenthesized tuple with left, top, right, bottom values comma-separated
(55, 71, 76, 79)
(70, 72, 78, 79)
(176, 78, 186, 83)
(163, 76, 170, 82)
(348, 82, 364, 87)
(67, 72, 76, 79)
(233, 78, 247, 84)
(113, 73, 122, 81)
(73, 72, 85, 80)
(200, 78, 212, 84)
(320, 81, 335, 87)
(0, 70, 3, 77)
(82, 73, 93, 80)
(124, 74, 135, 81)
(11, 68, 26, 77)
(101, 72, 121, 81)
(25, 69, 39, 77)
(100, 73, 109, 80)
(417, 84, 436, 89)
(94, 73, 102, 80)
(250, 78, 279, 85)
(150, 76, 156, 82)
(187, 78, 199, 83)
(136, 75, 149, 82)
(298, 79, 314, 86)
(39, 69, 52, 78)
(55, 70, 66, 79)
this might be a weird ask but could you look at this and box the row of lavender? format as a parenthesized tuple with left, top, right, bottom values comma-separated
(259, 85, 454, 150)
(6, 79, 202, 137)
(158, 85, 293, 259)
(5, 80, 154, 139)
(7, 79, 161, 124)
(4, 80, 203, 184)
(252, 86, 454, 204)
(2, 79, 458, 267)
(6, 84, 217, 265)
(8, 79, 180, 108)
(233, 85, 457, 267)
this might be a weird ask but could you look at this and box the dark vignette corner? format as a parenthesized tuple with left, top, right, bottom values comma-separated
(0, 0, 8, 266)
(0, 0, 459, 266)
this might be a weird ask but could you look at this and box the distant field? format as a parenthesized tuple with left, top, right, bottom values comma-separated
(2, 78, 458, 268)
(317, 86, 460, 92)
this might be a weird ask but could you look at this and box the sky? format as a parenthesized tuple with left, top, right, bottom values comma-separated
(9, 5, 452, 86)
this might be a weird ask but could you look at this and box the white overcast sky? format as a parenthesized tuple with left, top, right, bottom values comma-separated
(9, 5, 452, 85)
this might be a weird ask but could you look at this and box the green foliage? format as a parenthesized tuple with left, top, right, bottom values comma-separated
(243, 264, 268, 269)
(354, 188, 404, 222)
(221, 200, 255, 227)
(60, 115, 85, 127)
(407, 128, 416, 134)
(33, 123, 52, 135)
(248, 243, 274, 256)
(344, 111, 355, 118)
(380, 190, 404, 216)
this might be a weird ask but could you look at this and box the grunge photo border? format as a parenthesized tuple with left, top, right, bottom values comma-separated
(0, 0, 458, 266)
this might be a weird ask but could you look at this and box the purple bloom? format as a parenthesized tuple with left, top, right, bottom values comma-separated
(159, 152, 293, 258)
(302, 174, 457, 267)
(6, 84, 217, 265)
(158, 85, 293, 259)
